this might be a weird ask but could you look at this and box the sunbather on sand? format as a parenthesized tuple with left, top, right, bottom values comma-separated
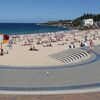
(32, 46, 39, 51)
(29, 45, 39, 51)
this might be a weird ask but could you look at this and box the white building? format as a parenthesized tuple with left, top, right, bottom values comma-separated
(83, 19, 94, 26)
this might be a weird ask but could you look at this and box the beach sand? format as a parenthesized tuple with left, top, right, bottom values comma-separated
(0, 29, 100, 67)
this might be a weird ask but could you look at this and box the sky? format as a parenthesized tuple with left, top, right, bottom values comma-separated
(0, 0, 99, 23)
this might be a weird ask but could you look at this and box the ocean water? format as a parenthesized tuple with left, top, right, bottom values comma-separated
(0, 23, 68, 35)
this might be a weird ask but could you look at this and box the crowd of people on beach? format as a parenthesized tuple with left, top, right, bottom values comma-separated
(0, 29, 100, 56)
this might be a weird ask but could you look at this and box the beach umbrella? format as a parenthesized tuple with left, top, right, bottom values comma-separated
(3, 34, 9, 44)
(3, 34, 9, 40)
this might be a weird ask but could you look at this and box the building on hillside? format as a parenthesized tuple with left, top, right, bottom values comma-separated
(83, 19, 94, 26)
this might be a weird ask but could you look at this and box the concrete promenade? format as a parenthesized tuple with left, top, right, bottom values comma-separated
(0, 45, 100, 94)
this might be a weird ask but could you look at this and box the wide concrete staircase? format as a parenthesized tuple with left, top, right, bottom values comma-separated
(50, 49, 90, 64)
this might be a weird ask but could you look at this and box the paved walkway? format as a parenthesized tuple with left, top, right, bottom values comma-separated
(0, 45, 100, 94)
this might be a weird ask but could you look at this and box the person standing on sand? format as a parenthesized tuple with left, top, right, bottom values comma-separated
(0, 48, 4, 55)
(88, 39, 94, 53)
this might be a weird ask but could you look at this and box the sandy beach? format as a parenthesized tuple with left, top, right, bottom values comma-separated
(0, 29, 100, 67)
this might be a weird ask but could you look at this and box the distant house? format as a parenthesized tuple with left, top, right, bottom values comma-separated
(83, 19, 94, 26)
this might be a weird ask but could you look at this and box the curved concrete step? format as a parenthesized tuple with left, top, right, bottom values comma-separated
(53, 51, 87, 60)
(51, 49, 80, 57)
(51, 51, 79, 59)
(63, 55, 80, 61)
(50, 49, 90, 64)
(60, 54, 81, 63)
